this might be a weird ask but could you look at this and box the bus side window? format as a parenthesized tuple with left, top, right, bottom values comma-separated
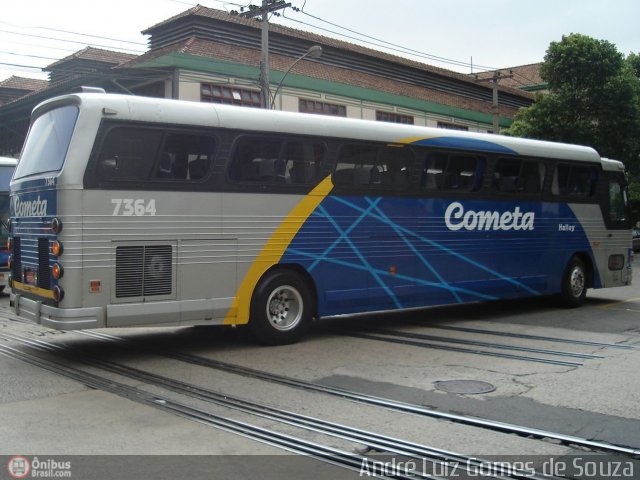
(333, 144, 378, 186)
(449, 155, 483, 191)
(423, 153, 483, 192)
(229, 136, 283, 182)
(154, 133, 215, 181)
(521, 161, 545, 193)
(493, 158, 521, 193)
(552, 164, 598, 197)
(378, 146, 412, 188)
(493, 158, 544, 195)
(422, 154, 446, 191)
(334, 143, 413, 189)
(98, 127, 162, 180)
(284, 141, 326, 184)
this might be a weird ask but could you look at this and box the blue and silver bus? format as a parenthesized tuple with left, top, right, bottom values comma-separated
(0, 156, 17, 293)
(8, 91, 632, 344)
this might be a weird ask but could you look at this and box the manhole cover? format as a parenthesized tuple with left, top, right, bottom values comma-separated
(434, 380, 496, 394)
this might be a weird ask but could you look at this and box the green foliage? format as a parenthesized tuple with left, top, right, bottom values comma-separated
(541, 34, 624, 91)
(627, 52, 640, 78)
(506, 34, 640, 197)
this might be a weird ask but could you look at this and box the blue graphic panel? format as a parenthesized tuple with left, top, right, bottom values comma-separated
(9, 183, 58, 288)
(281, 195, 595, 317)
(411, 136, 518, 155)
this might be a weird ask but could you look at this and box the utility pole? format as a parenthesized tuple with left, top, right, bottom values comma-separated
(476, 70, 513, 133)
(239, 1, 291, 109)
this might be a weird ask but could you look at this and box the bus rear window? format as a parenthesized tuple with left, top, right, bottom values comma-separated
(15, 105, 79, 179)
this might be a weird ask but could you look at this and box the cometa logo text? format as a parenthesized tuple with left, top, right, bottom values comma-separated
(445, 202, 535, 231)
(12, 196, 48, 217)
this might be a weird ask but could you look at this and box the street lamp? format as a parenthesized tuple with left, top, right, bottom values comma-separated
(270, 45, 322, 109)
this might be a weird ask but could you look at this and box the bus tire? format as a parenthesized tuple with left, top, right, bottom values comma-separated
(560, 255, 587, 308)
(249, 269, 314, 345)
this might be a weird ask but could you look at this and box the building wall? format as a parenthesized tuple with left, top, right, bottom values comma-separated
(176, 70, 495, 133)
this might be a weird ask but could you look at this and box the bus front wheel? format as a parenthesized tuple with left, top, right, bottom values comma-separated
(249, 269, 314, 345)
(560, 256, 587, 308)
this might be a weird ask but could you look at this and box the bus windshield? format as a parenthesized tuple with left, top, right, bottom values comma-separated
(14, 104, 79, 180)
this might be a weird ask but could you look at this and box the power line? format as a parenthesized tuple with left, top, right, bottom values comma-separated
(284, 3, 543, 86)
(296, 8, 491, 71)
(0, 20, 146, 47)
(0, 51, 60, 62)
(0, 39, 87, 55)
(0, 0, 249, 77)
(0, 61, 44, 72)
(171, 0, 254, 12)
(0, 29, 145, 54)
(280, 9, 479, 72)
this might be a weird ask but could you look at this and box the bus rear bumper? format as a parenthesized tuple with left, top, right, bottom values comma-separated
(11, 293, 106, 330)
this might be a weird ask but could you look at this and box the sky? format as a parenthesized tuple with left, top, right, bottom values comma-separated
(0, 0, 638, 83)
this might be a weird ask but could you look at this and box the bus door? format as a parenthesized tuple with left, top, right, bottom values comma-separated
(600, 171, 632, 287)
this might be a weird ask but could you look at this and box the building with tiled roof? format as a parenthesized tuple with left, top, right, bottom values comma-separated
(0, 76, 48, 106)
(45, 47, 137, 84)
(0, 5, 535, 155)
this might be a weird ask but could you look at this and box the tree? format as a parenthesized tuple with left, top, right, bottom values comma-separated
(628, 52, 640, 78)
(507, 34, 640, 180)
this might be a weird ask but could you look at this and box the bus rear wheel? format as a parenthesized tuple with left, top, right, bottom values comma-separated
(560, 256, 587, 308)
(249, 269, 314, 345)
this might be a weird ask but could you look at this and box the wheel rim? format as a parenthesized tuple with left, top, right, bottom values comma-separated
(569, 265, 585, 298)
(265, 285, 303, 331)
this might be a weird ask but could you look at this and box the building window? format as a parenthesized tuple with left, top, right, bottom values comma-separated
(299, 99, 347, 117)
(201, 84, 262, 107)
(376, 111, 414, 124)
(437, 121, 469, 131)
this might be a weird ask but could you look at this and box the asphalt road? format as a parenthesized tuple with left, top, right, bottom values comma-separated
(1, 264, 640, 479)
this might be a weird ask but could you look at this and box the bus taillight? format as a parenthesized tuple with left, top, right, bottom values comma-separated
(51, 217, 63, 234)
(52, 240, 63, 256)
(53, 285, 64, 302)
(52, 263, 64, 280)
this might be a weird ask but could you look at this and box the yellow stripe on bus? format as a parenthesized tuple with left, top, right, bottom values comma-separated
(224, 175, 334, 325)
(12, 281, 56, 300)
(396, 135, 431, 144)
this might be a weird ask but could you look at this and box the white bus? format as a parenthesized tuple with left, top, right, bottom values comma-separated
(9, 90, 632, 344)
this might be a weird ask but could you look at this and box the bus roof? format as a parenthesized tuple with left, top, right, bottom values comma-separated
(34, 92, 608, 166)
(601, 157, 625, 172)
